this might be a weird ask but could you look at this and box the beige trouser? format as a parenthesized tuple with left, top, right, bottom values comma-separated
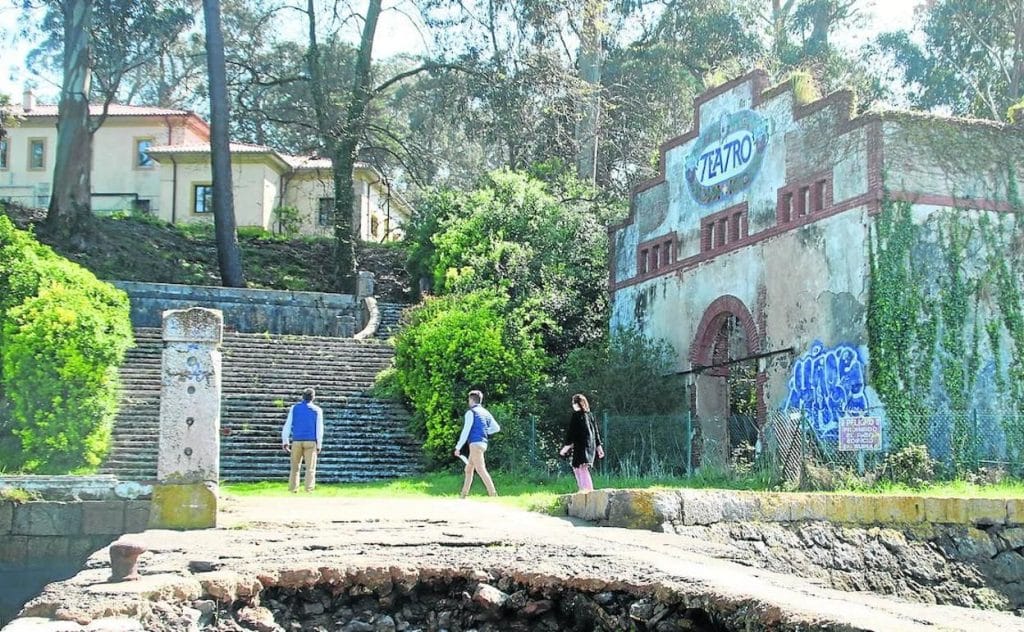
(289, 440, 319, 491)
(460, 442, 497, 497)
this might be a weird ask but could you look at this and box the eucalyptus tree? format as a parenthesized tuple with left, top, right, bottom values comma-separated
(203, 0, 245, 287)
(25, 0, 194, 238)
(872, 0, 1024, 121)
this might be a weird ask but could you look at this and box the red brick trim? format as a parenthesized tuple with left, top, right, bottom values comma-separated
(700, 202, 749, 253)
(777, 170, 833, 225)
(689, 295, 766, 424)
(635, 232, 678, 282)
(887, 192, 1017, 213)
(690, 295, 762, 367)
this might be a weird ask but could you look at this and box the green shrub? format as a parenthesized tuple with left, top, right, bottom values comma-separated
(0, 216, 133, 473)
(272, 205, 303, 237)
(883, 443, 936, 488)
(393, 290, 548, 465)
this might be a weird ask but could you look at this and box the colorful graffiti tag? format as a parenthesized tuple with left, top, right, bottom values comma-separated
(784, 341, 868, 442)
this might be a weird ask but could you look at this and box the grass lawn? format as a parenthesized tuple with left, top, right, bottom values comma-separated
(222, 470, 1024, 515)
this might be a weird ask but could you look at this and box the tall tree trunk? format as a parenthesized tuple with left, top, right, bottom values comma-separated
(203, 0, 246, 287)
(575, 0, 603, 184)
(330, 0, 382, 294)
(46, 0, 94, 241)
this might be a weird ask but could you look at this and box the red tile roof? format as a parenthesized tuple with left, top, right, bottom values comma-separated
(16, 103, 198, 117)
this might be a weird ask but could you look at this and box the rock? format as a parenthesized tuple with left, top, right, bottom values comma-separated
(520, 599, 553, 618)
(373, 614, 397, 632)
(303, 602, 326, 616)
(992, 551, 1024, 583)
(188, 560, 218, 573)
(341, 621, 374, 632)
(506, 590, 528, 610)
(628, 599, 655, 622)
(471, 583, 508, 610)
(999, 527, 1024, 550)
(592, 592, 615, 606)
(237, 606, 283, 632)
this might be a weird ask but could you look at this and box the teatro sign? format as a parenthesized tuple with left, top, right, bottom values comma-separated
(685, 109, 770, 205)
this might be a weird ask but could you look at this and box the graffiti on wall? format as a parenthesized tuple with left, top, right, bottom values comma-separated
(784, 341, 868, 442)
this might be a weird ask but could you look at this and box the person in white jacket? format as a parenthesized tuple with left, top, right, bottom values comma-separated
(453, 390, 499, 498)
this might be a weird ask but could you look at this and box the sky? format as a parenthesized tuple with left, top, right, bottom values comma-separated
(0, 0, 920, 105)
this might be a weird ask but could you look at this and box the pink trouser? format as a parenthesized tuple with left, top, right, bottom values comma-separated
(573, 465, 594, 491)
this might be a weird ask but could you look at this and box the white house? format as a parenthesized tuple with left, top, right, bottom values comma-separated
(0, 90, 409, 241)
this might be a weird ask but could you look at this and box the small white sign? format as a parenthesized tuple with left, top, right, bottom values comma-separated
(838, 416, 882, 452)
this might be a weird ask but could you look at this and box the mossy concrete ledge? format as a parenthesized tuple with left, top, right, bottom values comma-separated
(564, 489, 1023, 531)
(148, 482, 217, 530)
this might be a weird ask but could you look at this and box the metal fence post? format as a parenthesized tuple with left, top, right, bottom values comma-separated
(529, 415, 537, 468)
(684, 411, 692, 477)
(602, 411, 609, 476)
(799, 413, 807, 490)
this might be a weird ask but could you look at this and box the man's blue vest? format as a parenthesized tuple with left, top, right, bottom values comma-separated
(467, 405, 494, 444)
(291, 401, 318, 441)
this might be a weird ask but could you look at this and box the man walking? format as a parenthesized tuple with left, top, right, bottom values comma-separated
(281, 387, 324, 492)
(453, 389, 498, 498)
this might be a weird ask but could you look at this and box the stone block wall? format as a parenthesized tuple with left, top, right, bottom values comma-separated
(0, 476, 152, 570)
(114, 281, 363, 337)
(565, 488, 1024, 531)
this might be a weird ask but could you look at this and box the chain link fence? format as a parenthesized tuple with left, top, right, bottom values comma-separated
(501, 407, 1024, 488)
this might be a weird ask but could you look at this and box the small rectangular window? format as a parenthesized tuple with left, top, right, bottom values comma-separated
(716, 218, 727, 247)
(702, 223, 713, 252)
(193, 184, 213, 214)
(813, 179, 827, 212)
(0, 138, 8, 170)
(28, 138, 46, 171)
(639, 248, 649, 274)
(135, 138, 155, 168)
(662, 240, 672, 266)
(318, 197, 334, 226)
(651, 245, 661, 270)
(797, 186, 810, 217)
(779, 191, 793, 223)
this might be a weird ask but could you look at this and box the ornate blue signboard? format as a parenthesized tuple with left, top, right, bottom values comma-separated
(685, 109, 770, 205)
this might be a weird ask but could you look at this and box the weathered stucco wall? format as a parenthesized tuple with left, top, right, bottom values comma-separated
(609, 70, 1024, 454)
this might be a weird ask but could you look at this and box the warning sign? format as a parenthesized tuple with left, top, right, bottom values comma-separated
(838, 416, 882, 452)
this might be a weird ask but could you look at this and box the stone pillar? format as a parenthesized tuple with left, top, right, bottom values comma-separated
(357, 271, 375, 299)
(149, 308, 222, 530)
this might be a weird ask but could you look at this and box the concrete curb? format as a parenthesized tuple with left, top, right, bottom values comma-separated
(564, 489, 1024, 531)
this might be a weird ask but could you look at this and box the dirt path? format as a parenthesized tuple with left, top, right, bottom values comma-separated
(14, 495, 1024, 631)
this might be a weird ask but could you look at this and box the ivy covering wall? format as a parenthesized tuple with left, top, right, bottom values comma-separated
(867, 187, 1024, 472)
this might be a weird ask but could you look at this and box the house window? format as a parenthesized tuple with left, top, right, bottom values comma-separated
(318, 197, 334, 226)
(28, 138, 46, 171)
(0, 138, 8, 170)
(134, 138, 155, 168)
(193, 184, 213, 214)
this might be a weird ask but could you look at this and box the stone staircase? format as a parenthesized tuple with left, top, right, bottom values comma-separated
(101, 328, 423, 483)
(376, 302, 409, 339)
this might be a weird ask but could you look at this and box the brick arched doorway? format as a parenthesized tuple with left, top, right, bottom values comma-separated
(689, 295, 765, 467)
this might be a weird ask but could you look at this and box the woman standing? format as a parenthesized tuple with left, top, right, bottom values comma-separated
(559, 393, 604, 492)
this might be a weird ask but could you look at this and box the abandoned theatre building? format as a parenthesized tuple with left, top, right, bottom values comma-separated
(609, 70, 1024, 467)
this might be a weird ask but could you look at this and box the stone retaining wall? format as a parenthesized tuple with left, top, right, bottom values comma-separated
(114, 281, 363, 337)
(0, 477, 152, 570)
(0, 477, 153, 626)
(565, 488, 1024, 531)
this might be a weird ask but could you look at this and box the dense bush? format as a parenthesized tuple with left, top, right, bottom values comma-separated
(0, 216, 133, 473)
(406, 169, 621, 359)
(882, 443, 936, 488)
(393, 290, 548, 465)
